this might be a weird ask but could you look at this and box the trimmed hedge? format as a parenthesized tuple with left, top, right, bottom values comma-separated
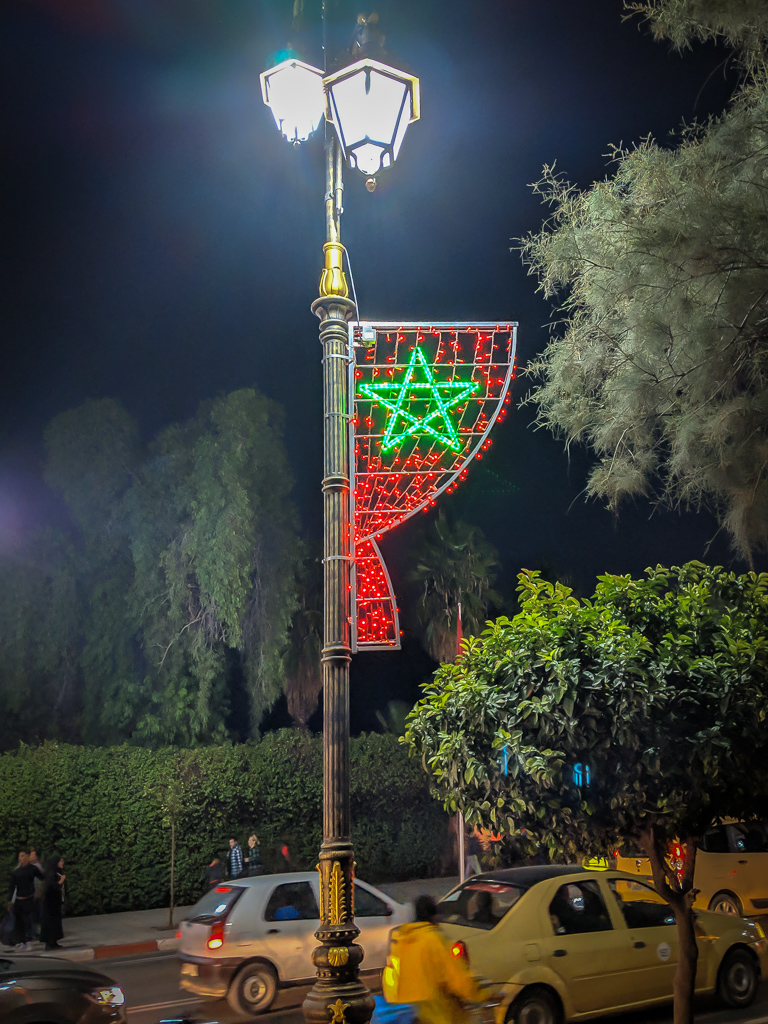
(0, 732, 448, 916)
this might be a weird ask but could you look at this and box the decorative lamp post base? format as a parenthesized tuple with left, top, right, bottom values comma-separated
(304, 845, 374, 1024)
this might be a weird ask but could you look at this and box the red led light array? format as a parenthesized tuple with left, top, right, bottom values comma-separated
(350, 322, 518, 650)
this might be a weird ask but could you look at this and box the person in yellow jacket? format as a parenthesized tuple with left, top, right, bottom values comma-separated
(383, 894, 486, 1024)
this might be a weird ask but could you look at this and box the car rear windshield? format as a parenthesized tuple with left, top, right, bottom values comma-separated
(438, 881, 524, 930)
(187, 885, 245, 924)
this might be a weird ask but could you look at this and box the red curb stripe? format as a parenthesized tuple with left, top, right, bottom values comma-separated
(94, 941, 158, 959)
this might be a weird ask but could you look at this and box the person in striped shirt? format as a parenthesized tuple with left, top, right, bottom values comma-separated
(227, 838, 244, 880)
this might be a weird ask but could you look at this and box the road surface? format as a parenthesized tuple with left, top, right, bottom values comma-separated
(110, 951, 768, 1024)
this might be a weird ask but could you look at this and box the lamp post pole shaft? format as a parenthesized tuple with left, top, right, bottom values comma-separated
(304, 133, 374, 1024)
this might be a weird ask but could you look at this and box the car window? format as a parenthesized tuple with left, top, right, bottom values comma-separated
(729, 822, 768, 853)
(187, 884, 246, 923)
(700, 827, 729, 853)
(438, 881, 524, 930)
(616, 842, 645, 858)
(264, 881, 319, 922)
(355, 884, 390, 917)
(608, 878, 675, 928)
(549, 880, 612, 935)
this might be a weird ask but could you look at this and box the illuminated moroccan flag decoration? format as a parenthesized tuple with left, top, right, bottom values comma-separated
(350, 321, 518, 649)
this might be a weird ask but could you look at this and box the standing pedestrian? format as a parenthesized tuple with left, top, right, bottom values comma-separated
(244, 835, 263, 877)
(464, 830, 482, 878)
(275, 837, 297, 872)
(40, 855, 65, 951)
(205, 856, 224, 889)
(28, 848, 44, 939)
(7, 850, 44, 951)
(227, 838, 243, 880)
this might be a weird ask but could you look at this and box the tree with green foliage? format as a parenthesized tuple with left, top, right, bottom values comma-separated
(282, 552, 322, 730)
(0, 388, 301, 747)
(519, 1, 768, 561)
(0, 530, 84, 747)
(409, 510, 502, 663)
(375, 700, 412, 736)
(43, 399, 142, 744)
(405, 562, 768, 1024)
(122, 388, 301, 744)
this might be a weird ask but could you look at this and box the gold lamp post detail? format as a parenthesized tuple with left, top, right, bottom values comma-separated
(260, 20, 420, 1024)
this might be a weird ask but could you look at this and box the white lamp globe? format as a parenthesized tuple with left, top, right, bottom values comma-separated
(323, 59, 420, 176)
(260, 58, 326, 145)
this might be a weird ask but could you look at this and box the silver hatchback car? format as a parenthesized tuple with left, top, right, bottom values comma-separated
(178, 871, 411, 1014)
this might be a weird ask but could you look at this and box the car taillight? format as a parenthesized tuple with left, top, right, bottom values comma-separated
(175, 929, 182, 939)
(207, 921, 225, 950)
(450, 940, 469, 963)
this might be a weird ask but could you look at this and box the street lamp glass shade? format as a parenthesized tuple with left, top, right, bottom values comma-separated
(323, 59, 420, 176)
(260, 58, 325, 144)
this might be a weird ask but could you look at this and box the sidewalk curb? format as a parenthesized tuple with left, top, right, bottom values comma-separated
(33, 937, 181, 963)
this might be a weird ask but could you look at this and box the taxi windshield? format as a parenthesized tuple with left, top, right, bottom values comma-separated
(438, 881, 523, 930)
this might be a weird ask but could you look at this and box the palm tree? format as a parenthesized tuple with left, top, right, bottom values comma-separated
(283, 554, 322, 730)
(409, 510, 502, 663)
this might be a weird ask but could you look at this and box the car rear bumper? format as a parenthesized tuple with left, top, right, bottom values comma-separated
(179, 955, 239, 999)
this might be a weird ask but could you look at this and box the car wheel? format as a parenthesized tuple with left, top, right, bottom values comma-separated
(708, 891, 743, 917)
(718, 949, 759, 1008)
(508, 986, 562, 1024)
(227, 961, 278, 1015)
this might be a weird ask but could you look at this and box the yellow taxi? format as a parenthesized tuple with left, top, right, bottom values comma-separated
(437, 865, 767, 1024)
(615, 821, 768, 917)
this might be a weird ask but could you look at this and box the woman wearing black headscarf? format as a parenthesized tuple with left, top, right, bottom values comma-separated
(40, 854, 65, 950)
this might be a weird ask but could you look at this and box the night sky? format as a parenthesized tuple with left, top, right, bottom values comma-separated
(2, 1, 759, 729)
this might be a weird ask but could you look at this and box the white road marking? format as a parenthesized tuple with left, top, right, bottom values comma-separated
(127, 998, 200, 1014)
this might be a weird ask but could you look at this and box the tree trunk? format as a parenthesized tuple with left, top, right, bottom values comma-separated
(169, 819, 175, 930)
(670, 898, 699, 1024)
(639, 828, 699, 1024)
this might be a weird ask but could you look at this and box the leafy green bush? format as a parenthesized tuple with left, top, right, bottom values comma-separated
(0, 732, 448, 915)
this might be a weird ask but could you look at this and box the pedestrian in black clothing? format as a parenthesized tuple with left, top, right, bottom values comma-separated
(275, 837, 298, 872)
(40, 855, 65, 950)
(244, 834, 263, 876)
(205, 856, 224, 888)
(28, 847, 44, 939)
(7, 850, 44, 951)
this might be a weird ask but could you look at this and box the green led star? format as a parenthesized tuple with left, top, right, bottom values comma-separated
(358, 346, 479, 452)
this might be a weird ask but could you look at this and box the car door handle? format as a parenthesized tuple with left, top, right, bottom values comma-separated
(553, 949, 567, 957)
(738, 859, 748, 864)
(267, 928, 280, 934)
(634, 941, 646, 949)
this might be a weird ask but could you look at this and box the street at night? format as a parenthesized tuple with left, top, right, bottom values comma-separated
(3, 4, 768, 1024)
(104, 953, 768, 1024)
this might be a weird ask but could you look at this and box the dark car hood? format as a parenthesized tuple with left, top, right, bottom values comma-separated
(0, 955, 117, 986)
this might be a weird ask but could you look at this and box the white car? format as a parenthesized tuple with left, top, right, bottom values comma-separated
(178, 871, 411, 1014)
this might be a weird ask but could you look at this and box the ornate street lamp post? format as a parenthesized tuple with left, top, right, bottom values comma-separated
(260, 26, 419, 1024)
